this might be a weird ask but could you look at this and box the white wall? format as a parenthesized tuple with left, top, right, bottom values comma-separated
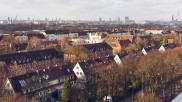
(73, 63, 86, 80)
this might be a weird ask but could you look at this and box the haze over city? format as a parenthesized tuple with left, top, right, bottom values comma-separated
(0, 0, 182, 21)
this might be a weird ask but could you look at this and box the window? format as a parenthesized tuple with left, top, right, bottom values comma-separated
(76, 67, 79, 69)
(59, 79, 62, 82)
(7, 83, 10, 87)
(47, 89, 50, 93)
(76, 72, 79, 75)
(70, 76, 73, 79)
(80, 72, 83, 75)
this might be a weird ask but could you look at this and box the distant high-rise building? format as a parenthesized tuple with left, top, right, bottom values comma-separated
(118, 17, 121, 22)
(28, 17, 30, 21)
(8, 17, 10, 21)
(172, 15, 174, 21)
(125, 16, 129, 24)
(99, 18, 102, 22)
(109, 18, 111, 22)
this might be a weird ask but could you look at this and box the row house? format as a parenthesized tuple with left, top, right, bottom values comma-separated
(103, 34, 134, 42)
(0, 48, 63, 76)
(141, 46, 156, 55)
(4, 65, 75, 101)
(45, 30, 78, 41)
(142, 43, 176, 55)
(82, 42, 113, 59)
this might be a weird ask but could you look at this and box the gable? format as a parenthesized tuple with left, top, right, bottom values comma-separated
(159, 46, 165, 53)
(114, 55, 122, 65)
(4, 79, 14, 90)
(142, 48, 147, 55)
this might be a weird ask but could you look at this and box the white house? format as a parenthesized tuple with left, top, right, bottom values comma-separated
(85, 39, 104, 44)
(73, 62, 90, 89)
(88, 32, 102, 40)
(73, 62, 89, 81)
(145, 30, 163, 34)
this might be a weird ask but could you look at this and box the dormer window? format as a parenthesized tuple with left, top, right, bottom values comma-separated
(19, 80, 26, 86)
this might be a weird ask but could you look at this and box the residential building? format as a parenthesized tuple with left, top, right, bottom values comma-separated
(15, 36, 28, 42)
(45, 30, 78, 41)
(4, 65, 75, 101)
(0, 48, 63, 76)
(73, 56, 115, 89)
(158, 43, 176, 53)
(103, 34, 134, 42)
(83, 42, 113, 58)
(14, 43, 28, 52)
(142, 46, 156, 55)
(145, 30, 164, 34)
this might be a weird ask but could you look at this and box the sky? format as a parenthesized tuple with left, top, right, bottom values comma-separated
(0, 0, 182, 21)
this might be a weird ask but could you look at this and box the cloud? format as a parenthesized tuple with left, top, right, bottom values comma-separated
(0, 0, 182, 20)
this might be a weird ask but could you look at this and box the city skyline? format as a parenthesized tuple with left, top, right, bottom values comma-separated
(0, 0, 182, 21)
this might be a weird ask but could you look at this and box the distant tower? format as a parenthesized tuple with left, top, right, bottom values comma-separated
(99, 18, 101, 22)
(8, 17, 10, 21)
(178, 10, 180, 21)
(125, 16, 129, 24)
(118, 17, 121, 22)
(172, 15, 174, 21)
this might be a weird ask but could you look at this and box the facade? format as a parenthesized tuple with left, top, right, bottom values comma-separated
(15, 36, 28, 42)
(142, 48, 148, 55)
(104, 34, 134, 42)
(82, 42, 113, 58)
(45, 30, 78, 41)
(145, 30, 163, 34)
(14, 43, 28, 51)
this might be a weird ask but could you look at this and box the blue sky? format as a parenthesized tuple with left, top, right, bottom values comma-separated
(0, 0, 182, 21)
